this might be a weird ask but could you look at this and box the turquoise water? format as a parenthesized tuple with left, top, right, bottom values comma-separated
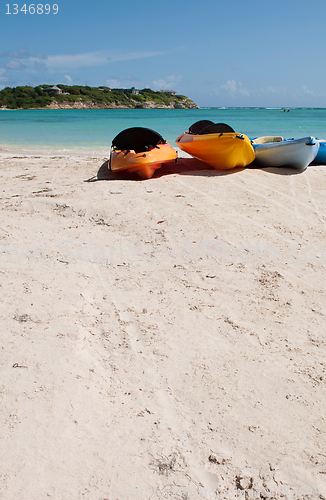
(1, 108, 326, 155)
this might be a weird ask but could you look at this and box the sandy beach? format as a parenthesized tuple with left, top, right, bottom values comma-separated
(0, 151, 326, 500)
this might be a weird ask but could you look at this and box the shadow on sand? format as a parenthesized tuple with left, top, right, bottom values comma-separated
(246, 164, 306, 175)
(84, 157, 306, 182)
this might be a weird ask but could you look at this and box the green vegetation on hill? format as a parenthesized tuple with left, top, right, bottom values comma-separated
(0, 85, 198, 109)
(0, 86, 52, 109)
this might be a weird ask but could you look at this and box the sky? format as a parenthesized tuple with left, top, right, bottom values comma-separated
(1, 0, 326, 107)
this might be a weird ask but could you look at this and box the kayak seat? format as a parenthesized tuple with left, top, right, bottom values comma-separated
(189, 120, 214, 134)
(198, 123, 235, 135)
(252, 136, 284, 145)
(112, 127, 165, 154)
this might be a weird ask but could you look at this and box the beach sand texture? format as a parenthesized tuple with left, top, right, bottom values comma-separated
(0, 153, 326, 499)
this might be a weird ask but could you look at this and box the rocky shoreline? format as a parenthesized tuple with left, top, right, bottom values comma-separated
(0, 101, 198, 110)
(45, 99, 198, 110)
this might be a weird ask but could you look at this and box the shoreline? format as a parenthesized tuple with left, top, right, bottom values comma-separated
(2, 106, 326, 111)
(0, 145, 191, 158)
(0, 101, 199, 111)
(0, 146, 111, 157)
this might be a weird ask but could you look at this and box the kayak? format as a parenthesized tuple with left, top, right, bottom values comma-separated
(176, 121, 255, 170)
(109, 127, 177, 179)
(251, 136, 319, 169)
(311, 139, 326, 165)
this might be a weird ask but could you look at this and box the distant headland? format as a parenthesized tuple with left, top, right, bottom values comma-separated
(0, 85, 199, 110)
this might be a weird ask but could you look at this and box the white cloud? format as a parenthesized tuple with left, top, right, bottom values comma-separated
(0, 49, 165, 75)
(106, 78, 120, 88)
(221, 79, 237, 94)
(43, 52, 109, 69)
(152, 75, 182, 90)
(5, 60, 25, 70)
(302, 85, 314, 95)
(220, 80, 250, 97)
(65, 75, 73, 84)
(33, 50, 164, 70)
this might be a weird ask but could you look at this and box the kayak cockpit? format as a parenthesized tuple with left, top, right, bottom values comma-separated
(251, 136, 284, 145)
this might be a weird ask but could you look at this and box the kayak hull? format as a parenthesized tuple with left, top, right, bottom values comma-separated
(252, 137, 319, 170)
(110, 143, 177, 179)
(312, 140, 326, 165)
(176, 132, 255, 170)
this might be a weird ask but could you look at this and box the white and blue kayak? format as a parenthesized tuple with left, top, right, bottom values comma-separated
(311, 140, 326, 165)
(251, 136, 319, 170)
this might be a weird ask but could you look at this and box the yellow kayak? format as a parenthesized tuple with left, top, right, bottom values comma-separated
(176, 121, 255, 170)
(110, 127, 177, 179)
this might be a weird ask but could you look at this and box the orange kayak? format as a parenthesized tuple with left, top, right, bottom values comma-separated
(110, 127, 177, 179)
(176, 121, 255, 170)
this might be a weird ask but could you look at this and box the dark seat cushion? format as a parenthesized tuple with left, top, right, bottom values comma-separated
(189, 120, 215, 134)
(112, 127, 164, 153)
(198, 123, 235, 135)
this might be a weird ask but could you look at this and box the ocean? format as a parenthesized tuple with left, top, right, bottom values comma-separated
(1, 108, 326, 155)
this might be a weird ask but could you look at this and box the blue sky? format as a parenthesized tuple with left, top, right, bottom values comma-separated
(1, 0, 325, 107)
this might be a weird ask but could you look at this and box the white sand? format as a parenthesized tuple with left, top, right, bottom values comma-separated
(0, 152, 326, 500)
